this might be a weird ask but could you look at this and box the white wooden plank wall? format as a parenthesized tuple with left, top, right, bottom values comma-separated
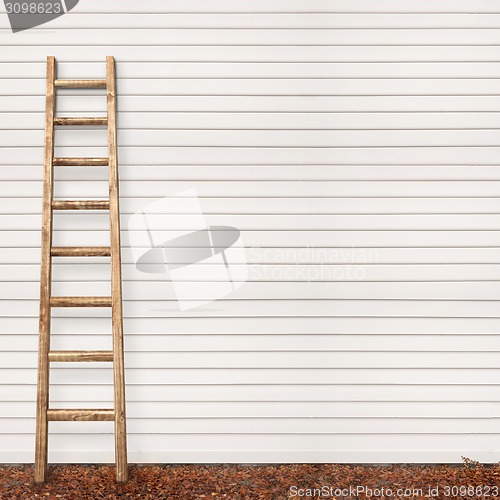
(1, 0, 500, 463)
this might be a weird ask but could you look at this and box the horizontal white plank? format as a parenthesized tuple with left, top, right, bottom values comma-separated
(6, 95, 500, 113)
(5, 166, 500, 183)
(48, 179, 500, 196)
(5, 417, 500, 435)
(71, 1, 500, 14)
(5, 147, 500, 165)
(2, 281, 499, 301)
(9, 62, 500, 79)
(7, 14, 500, 30)
(3, 316, 499, 335)
(4, 213, 500, 231)
(2, 449, 498, 464)
(6, 230, 500, 249)
(4, 46, 500, 64)
(4, 195, 500, 215)
(4, 29, 500, 45)
(2, 433, 500, 452)
(4, 263, 500, 282)
(115, 299, 500, 318)
(3, 349, 500, 369)
(4, 112, 500, 131)
(3, 180, 500, 197)
(5, 400, 500, 418)
(4, 332, 500, 352)
(4, 247, 500, 265)
(3, 299, 500, 318)
(7, 129, 500, 148)
(6, 366, 500, 386)
(2, 382, 500, 401)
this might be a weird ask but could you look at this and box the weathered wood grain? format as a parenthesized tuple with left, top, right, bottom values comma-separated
(34, 55, 56, 485)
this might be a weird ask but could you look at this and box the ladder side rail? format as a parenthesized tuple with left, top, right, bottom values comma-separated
(106, 55, 128, 483)
(34, 55, 56, 485)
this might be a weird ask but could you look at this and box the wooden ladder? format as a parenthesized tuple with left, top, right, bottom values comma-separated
(34, 56, 127, 484)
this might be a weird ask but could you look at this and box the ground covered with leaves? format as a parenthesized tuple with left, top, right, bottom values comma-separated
(1, 461, 500, 499)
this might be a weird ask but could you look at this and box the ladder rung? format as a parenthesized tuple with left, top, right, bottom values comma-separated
(53, 158, 108, 166)
(51, 247, 111, 257)
(54, 117, 107, 126)
(50, 296, 112, 307)
(47, 409, 115, 422)
(52, 200, 110, 210)
(54, 79, 107, 89)
(49, 350, 113, 362)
